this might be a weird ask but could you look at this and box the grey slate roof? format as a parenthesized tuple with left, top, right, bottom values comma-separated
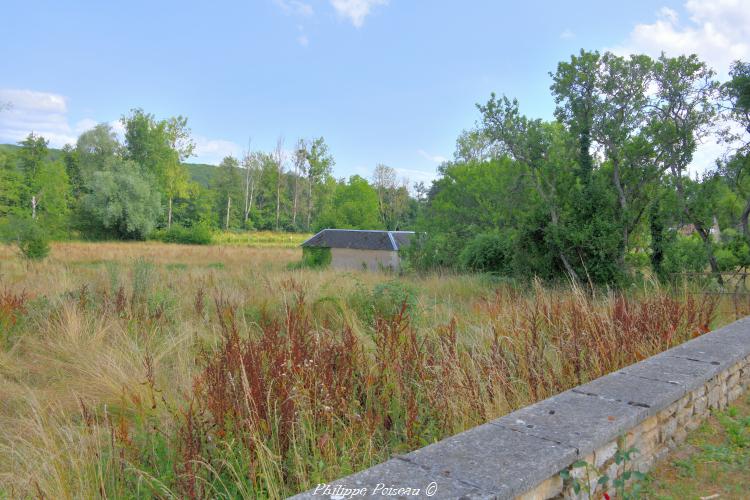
(301, 229, 415, 251)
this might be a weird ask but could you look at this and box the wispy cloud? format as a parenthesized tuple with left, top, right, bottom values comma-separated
(193, 136, 243, 164)
(417, 149, 448, 164)
(273, 0, 314, 17)
(329, 0, 388, 28)
(560, 28, 575, 40)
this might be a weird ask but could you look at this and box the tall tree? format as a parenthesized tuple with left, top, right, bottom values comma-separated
(212, 156, 243, 230)
(121, 109, 194, 227)
(305, 137, 334, 230)
(274, 137, 285, 231)
(651, 54, 721, 281)
(292, 139, 307, 228)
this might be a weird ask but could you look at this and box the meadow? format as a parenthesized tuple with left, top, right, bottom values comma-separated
(0, 240, 745, 498)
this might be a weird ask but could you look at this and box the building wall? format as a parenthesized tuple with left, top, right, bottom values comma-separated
(330, 248, 400, 272)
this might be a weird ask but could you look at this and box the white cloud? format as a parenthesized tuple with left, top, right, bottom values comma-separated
(193, 136, 243, 164)
(0, 88, 79, 147)
(273, 0, 314, 17)
(417, 149, 448, 164)
(611, 0, 750, 75)
(560, 29, 575, 40)
(297, 33, 309, 46)
(611, 1, 750, 174)
(329, 0, 388, 28)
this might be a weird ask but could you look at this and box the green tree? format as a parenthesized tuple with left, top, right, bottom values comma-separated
(121, 109, 194, 227)
(212, 156, 243, 230)
(0, 150, 24, 218)
(79, 159, 162, 239)
(305, 137, 334, 230)
(315, 175, 381, 231)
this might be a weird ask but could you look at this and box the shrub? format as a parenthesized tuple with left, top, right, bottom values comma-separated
(459, 232, 513, 274)
(7, 220, 51, 260)
(349, 279, 419, 324)
(662, 234, 709, 279)
(300, 247, 332, 269)
(153, 223, 213, 245)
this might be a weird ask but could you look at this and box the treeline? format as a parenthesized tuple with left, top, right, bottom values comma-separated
(411, 52, 750, 285)
(0, 110, 418, 246)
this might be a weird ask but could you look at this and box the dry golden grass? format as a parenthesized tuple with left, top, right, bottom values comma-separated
(0, 241, 744, 498)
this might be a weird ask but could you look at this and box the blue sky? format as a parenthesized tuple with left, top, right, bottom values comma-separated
(1, 0, 748, 183)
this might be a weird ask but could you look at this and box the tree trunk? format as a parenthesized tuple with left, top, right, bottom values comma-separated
(275, 175, 281, 231)
(244, 162, 251, 224)
(741, 198, 750, 244)
(168, 197, 173, 228)
(307, 177, 313, 231)
(31, 195, 37, 220)
(225, 196, 231, 230)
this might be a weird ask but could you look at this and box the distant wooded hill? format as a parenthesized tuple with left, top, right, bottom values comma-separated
(0, 143, 217, 186)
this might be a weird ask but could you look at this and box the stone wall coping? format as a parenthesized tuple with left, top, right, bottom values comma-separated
(291, 317, 750, 499)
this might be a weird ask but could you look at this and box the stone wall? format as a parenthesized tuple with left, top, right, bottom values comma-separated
(291, 317, 750, 500)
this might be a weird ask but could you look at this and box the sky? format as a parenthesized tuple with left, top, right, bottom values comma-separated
(1, 0, 749, 184)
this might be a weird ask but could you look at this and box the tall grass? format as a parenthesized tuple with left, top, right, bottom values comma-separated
(0, 242, 743, 498)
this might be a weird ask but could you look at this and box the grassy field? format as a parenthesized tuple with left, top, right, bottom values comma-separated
(645, 391, 750, 499)
(0, 241, 745, 498)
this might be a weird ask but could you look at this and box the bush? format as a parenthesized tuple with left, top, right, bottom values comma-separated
(300, 247, 332, 268)
(349, 280, 419, 324)
(459, 232, 513, 274)
(1, 218, 51, 261)
(662, 234, 709, 279)
(153, 223, 213, 245)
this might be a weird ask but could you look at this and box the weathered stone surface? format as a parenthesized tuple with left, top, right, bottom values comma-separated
(619, 354, 723, 392)
(663, 335, 748, 369)
(572, 372, 685, 416)
(493, 390, 647, 458)
(403, 422, 576, 498)
(288, 458, 491, 499)
(701, 317, 750, 349)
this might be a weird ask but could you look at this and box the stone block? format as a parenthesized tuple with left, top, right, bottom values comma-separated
(403, 422, 577, 498)
(660, 417, 677, 441)
(288, 457, 490, 499)
(663, 335, 748, 370)
(572, 373, 685, 417)
(619, 354, 721, 393)
(516, 475, 563, 500)
(594, 441, 617, 468)
(494, 390, 647, 458)
(700, 317, 750, 352)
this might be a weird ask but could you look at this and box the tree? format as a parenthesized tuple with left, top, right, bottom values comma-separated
(212, 156, 243, 230)
(305, 137, 334, 230)
(316, 175, 382, 231)
(79, 159, 162, 239)
(0, 149, 24, 218)
(17, 133, 50, 220)
(274, 137, 285, 231)
(75, 124, 121, 182)
(121, 109, 194, 227)
(551, 51, 656, 258)
(478, 96, 583, 280)
(372, 164, 410, 230)
(292, 138, 307, 228)
(650, 54, 721, 281)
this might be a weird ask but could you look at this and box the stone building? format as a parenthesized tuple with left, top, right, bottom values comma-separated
(301, 229, 414, 272)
